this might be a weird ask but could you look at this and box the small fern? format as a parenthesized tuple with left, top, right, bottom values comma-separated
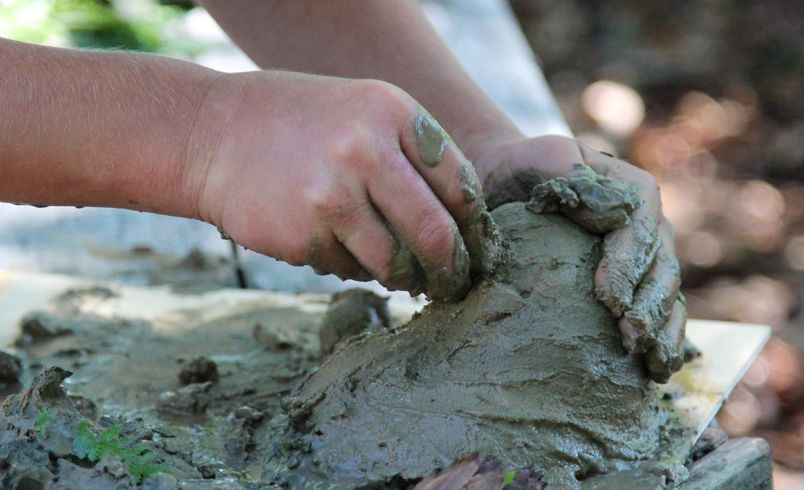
(72, 419, 168, 483)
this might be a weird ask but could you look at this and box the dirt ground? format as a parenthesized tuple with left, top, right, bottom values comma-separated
(0, 287, 326, 488)
(511, 0, 804, 484)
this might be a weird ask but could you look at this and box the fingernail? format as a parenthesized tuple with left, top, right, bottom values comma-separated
(414, 105, 452, 168)
(618, 317, 644, 353)
(353, 266, 373, 282)
(646, 345, 673, 384)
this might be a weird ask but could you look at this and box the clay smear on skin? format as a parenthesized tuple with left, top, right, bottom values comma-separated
(414, 106, 452, 168)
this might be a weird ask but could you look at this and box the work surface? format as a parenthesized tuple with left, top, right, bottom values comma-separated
(0, 269, 772, 488)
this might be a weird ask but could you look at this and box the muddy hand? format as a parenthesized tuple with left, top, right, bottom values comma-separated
(478, 135, 686, 382)
(577, 147, 686, 383)
(410, 107, 501, 286)
(191, 73, 492, 302)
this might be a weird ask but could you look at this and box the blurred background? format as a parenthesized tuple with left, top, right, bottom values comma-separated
(1, 0, 802, 486)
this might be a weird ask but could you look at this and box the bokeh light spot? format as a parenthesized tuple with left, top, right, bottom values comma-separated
(581, 80, 645, 137)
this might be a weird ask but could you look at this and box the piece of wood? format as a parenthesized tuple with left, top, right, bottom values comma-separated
(682, 438, 772, 489)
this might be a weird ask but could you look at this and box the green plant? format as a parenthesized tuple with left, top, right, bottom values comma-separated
(502, 469, 516, 486)
(72, 419, 168, 483)
(34, 407, 51, 438)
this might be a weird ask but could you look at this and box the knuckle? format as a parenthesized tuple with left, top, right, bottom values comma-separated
(356, 79, 412, 121)
(323, 126, 369, 166)
(303, 180, 349, 219)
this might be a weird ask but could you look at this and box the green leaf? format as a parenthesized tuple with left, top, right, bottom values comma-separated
(73, 419, 102, 461)
(34, 407, 51, 439)
(70, 418, 168, 483)
(97, 423, 126, 454)
(127, 451, 168, 483)
(502, 469, 516, 486)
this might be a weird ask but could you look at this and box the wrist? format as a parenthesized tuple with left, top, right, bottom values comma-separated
(178, 70, 244, 224)
(94, 59, 227, 220)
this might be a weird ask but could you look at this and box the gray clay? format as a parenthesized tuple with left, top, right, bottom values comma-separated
(318, 288, 391, 355)
(284, 203, 662, 489)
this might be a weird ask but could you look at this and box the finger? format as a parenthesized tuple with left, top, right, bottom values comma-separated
(619, 250, 682, 353)
(683, 338, 702, 362)
(400, 105, 501, 280)
(577, 142, 633, 182)
(329, 199, 426, 294)
(366, 149, 471, 301)
(305, 234, 373, 282)
(595, 210, 661, 317)
(403, 105, 479, 210)
(644, 296, 687, 383)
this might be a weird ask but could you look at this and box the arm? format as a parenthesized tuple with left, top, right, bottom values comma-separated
(197, 0, 523, 179)
(0, 37, 485, 301)
(201, 0, 686, 382)
(0, 37, 214, 216)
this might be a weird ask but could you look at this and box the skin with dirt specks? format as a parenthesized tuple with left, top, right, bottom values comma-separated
(284, 203, 662, 489)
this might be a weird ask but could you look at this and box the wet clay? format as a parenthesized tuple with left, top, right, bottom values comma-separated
(156, 381, 213, 416)
(414, 106, 452, 168)
(384, 200, 495, 303)
(284, 203, 662, 489)
(318, 289, 391, 355)
(2, 303, 326, 489)
(1, 166, 691, 488)
(0, 367, 238, 489)
(595, 215, 661, 318)
(527, 163, 642, 234)
(457, 159, 479, 204)
(177, 356, 219, 385)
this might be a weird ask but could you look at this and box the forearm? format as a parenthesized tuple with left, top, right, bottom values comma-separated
(0, 37, 218, 217)
(198, 0, 523, 177)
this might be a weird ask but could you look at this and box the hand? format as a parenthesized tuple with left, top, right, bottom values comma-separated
(183, 72, 494, 301)
(472, 135, 686, 382)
